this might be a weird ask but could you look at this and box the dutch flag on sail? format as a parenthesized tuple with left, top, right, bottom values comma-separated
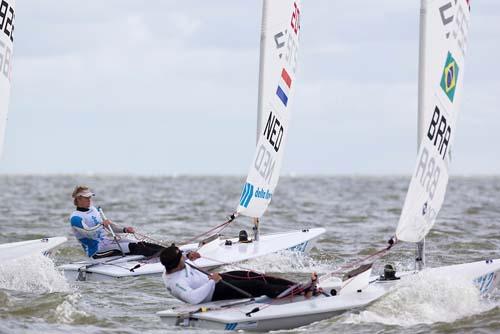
(276, 68, 292, 107)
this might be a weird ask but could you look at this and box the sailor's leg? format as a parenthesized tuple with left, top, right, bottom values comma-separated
(211, 279, 290, 301)
(97, 238, 131, 255)
(128, 241, 165, 256)
(221, 271, 295, 286)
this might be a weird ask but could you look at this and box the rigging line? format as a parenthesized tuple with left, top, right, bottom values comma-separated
(198, 254, 268, 276)
(179, 213, 238, 245)
(132, 231, 171, 247)
(131, 218, 233, 249)
(320, 239, 397, 281)
(98, 213, 238, 249)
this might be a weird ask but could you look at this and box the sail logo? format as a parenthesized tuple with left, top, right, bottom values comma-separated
(239, 183, 272, 208)
(440, 52, 460, 102)
(276, 68, 292, 107)
(254, 187, 272, 200)
(474, 272, 496, 295)
(239, 183, 254, 208)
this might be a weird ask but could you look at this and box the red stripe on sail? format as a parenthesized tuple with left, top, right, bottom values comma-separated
(281, 68, 292, 89)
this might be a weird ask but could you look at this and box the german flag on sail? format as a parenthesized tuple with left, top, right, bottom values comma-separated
(276, 68, 292, 107)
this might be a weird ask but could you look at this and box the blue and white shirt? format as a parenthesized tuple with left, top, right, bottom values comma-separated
(70, 206, 111, 257)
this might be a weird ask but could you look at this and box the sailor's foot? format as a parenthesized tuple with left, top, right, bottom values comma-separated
(311, 272, 318, 283)
(305, 272, 318, 299)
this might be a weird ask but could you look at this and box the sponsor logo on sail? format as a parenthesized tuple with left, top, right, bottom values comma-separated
(254, 187, 272, 200)
(276, 68, 292, 107)
(225, 323, 238, 330)
(440, 52, 459, 102)
(239, 183, 273, 209)
(474, 272, 496, 295)
(239, 183, 254, 208)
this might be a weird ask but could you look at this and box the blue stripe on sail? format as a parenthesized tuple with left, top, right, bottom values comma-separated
(245, 183, 254, 207)
(276, 86, 288, 106)
(239, 183, 254, 208)
(239, 183, 249, 206)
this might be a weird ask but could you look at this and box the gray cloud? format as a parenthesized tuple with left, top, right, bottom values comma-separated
(1, 1, 498, 175)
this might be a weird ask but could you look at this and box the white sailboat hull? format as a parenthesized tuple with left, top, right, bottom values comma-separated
(0, 237, 67, 263)
(158, 289, 386, 331)
(157, 258, 500, 331)
(60, 228, 325, 281)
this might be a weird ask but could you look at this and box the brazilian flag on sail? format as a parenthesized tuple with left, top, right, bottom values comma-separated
(440, 52, 459, 102)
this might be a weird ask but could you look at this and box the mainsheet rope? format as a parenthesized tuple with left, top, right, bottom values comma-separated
(231, 238, 399, 316)
(129, 213, 238, 247)
(319, 237, 398, 281)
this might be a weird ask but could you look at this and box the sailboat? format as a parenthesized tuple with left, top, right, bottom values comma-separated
(60, 0, 324, 281)
(0, 0, 68, 262)
(157, 0, 500, 331)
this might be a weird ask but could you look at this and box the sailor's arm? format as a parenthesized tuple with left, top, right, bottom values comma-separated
(102, 219, 135, 234)
(70, 216, 102, 239)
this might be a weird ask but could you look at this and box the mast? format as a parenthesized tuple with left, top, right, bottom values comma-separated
(415, 0, 427, 271)
(256, 0, 268, 143)
(253, 0, 268, 241)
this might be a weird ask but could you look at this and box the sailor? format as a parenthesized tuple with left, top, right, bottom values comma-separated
(69, 185, 165, 258)
(160, 244, 314, 304)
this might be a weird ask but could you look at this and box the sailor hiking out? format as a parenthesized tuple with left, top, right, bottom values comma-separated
(160, 244, 319, 304)
(69, 185, 165, 258)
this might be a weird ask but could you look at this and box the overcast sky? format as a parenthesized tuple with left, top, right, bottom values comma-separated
(0, 1, 498, 175)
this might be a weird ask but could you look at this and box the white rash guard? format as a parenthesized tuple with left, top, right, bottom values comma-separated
(162, 264, 216, 304)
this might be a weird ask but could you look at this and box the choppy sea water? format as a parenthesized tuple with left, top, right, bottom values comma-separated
(0, 175, 499, 334)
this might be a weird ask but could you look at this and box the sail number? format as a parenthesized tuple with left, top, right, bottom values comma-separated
(415, 147, 440, 200)
(0, 0, 15, 42)
(254, 143, 275, 184)
(415, 106, 452, 200)
(263, 111, 284, 153)
(427, 106, 451, 160)
(253, 111, 284, 184)
(0, 39, 12, 80)
(290, 2, 300, 35)
(439, 0, 469, 57)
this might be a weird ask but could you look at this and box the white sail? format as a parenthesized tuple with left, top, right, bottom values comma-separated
(237, 0, 301, 218)
(0, 0, 15, 157)
(396, 0, 471, 242)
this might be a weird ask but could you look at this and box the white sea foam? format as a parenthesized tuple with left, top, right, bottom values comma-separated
(344, 270, 496, 327)
(51, 293, 89, 323)
(0, 253, 70, 293)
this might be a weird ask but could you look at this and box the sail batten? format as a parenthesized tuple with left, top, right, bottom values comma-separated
(237, 0, 301, 218)
(396, 0, 471, 243)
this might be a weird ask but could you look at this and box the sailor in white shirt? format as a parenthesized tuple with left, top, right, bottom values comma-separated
(160, 245, 306, 304)
(160, 245, 220, 304)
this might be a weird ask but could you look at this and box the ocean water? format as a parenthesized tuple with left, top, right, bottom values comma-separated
(0, 175, 499, 333)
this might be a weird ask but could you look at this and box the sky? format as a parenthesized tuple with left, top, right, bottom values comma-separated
(0, 1, 498, 175)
